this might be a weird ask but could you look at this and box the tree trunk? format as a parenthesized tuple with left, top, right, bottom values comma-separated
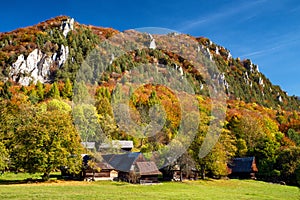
(200, 164, 206, 180)
(42, 172, 50, 181)
(180, 168, 183, 182)
(92, 169, 95, 181)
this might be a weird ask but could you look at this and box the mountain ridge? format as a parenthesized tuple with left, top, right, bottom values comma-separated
(0, 16, 299, 110)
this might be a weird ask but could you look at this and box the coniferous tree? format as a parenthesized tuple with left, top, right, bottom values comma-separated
(61, 78, 73, 99)
(36, 81, 44, 101)
(48, 82, 60, 99)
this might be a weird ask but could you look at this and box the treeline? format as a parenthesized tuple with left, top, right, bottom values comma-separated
(0, 80, 72, 103)
(0, 80, 299, 185)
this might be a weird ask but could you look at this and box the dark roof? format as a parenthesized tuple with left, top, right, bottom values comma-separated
(102, 152, 143, 172)
(96, 161, 114, 170)
(82, 154, 114, 170)
(136, 162, 162, 176)
(228, 157, 258, 173)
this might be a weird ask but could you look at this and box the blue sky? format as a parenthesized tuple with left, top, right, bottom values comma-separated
(1, 0, 300, 95)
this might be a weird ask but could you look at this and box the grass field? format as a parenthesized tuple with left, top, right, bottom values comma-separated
(0, 173, 299, 200)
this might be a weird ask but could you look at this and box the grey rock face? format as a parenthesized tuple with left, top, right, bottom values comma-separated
(10, 44, 69, 85)
(61, 18, 74, 37)
(58, 44, 69, 67)
(149, 34, 156, 49)
(10, 49, 50, 85)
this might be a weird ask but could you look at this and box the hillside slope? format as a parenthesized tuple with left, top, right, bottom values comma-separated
(0, 16, 298, 110)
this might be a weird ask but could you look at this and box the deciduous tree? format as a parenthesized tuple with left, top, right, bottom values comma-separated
(10, 104, 82, 180)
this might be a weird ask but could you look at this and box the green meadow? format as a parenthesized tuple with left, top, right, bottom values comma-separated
(0, 173, 299, 200)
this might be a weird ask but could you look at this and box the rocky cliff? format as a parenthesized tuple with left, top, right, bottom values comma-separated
(5, 17, 73, 85)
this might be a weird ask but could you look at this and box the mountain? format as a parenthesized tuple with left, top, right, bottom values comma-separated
(0, 16, 298, 110)
(0, 16, 299, 185)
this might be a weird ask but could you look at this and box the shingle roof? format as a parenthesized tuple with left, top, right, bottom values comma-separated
(96, 161, 114, 170)
(228, 157, 258, 173)
(82, 154, 114, 170)
(102, 152, 143, 172)
(136, 162, 162, 176)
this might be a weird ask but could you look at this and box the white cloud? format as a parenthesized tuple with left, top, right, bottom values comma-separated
(178, 0, 268, 32)
(240, 32, 300, 58)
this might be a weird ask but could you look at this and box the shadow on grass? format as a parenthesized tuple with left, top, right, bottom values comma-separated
(0, 178, 43, 185)
(0, 174, 80, 185)
(112, 182, 131, 186)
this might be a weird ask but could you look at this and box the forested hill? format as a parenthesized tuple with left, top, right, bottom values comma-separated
(0, 16, 299, 185)
(0, 16, 299, 110)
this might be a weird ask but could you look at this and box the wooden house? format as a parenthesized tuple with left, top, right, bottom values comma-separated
(160, 165, 199, 181)
(227, 157, 258, 179)
(102, 152, 161, 184)
(82, 154, 118, 181)
(136, 161, 162, 184)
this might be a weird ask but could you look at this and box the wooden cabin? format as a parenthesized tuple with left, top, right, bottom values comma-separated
(160, 165, 199, 181)
(136, 161, 162, 184)
(80, 152, 161, 183)
(82, 154, 118, 181)
(227, 157, 258, 179)
(102, 152, 161, 184)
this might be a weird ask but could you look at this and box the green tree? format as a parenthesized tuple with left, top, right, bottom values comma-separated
(61, 78, 73, 99)
(48, 82, 60, 99)
(190, 125, 236, 179)
(28, 90, 39, 104)
(0, 81, 12, 99)
(99, 114, 119, 140)
(276, 146, 300, 185)
(0, 100, 24, 153)
(233, 112, 265, 149)
(0, 141, 9, 172)
(287, 129, 300, 146)
(10, 106, 83, 181)
(40, 99, 72, 113)
(73, 104, 102, 145)
(95, 96, 112, 117)
(253, 137, 280, 180)
(73, 81, 91, 104)
(236, 138, 248, 157)
(36, 81, 44, 100)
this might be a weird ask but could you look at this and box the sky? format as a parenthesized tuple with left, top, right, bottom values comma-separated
(1, 0, 300, 96)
